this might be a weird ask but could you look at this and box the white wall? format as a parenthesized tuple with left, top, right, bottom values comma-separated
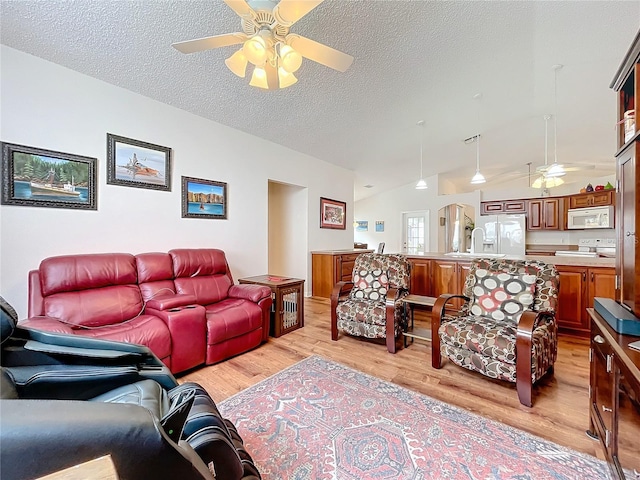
(268, 181, 307, 280)
(354, 175, 481, 253)
(0, 46, 354, 316)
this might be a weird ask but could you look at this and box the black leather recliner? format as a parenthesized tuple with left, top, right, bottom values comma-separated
(0, 296, 260, 480)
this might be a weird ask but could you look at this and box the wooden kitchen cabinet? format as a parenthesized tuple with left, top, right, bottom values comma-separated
(587, 310, 640, 480)
(526, 197, 564, 231)
(480, 199, 526, 215)
(311, 249, 372, 298)
(431, 260, 470, 308)
(556, 265, 616, 337)
(569, 190, 615, 209)
(408, 257, 431, 296)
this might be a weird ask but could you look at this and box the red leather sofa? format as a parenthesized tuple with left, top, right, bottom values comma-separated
(22, 249, 272, 374)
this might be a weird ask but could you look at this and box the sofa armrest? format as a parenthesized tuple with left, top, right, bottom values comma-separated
(145, 305, 206, 374)
(228, 284, 272, 303)
(18, 316, 75, 335)
(146, 294, 197, 311)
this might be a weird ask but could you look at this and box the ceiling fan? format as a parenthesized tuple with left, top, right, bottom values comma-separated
(172, 0, 354, 90)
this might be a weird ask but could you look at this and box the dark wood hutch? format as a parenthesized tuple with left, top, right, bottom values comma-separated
(586, 29, 640, 480)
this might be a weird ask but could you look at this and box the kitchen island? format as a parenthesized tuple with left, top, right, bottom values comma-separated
(311, 249, 615, 337)
(404, 252, 615, 337)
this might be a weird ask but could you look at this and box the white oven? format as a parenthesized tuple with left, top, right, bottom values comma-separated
(567, 206, 614, 229)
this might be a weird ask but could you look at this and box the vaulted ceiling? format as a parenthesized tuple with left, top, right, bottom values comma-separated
(1, 1, 638, 200)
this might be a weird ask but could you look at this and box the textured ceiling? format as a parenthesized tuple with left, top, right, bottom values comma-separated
(1, 1, 639, 200)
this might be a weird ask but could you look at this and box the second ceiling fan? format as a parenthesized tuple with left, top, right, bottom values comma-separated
(172, 0, 354, 90)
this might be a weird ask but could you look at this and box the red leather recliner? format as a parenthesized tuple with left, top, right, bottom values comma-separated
(24, 253, 173, 366)
(169, 249, 272, 365)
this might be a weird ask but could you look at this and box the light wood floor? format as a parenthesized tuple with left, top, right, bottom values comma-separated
(182, 297, 604, 459)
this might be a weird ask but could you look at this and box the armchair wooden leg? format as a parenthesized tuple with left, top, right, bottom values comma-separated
(330, 296, 339, 342)
(431, 344, 443, 369)
(517, 378, 533, 407)
(330, 308, 338, 341)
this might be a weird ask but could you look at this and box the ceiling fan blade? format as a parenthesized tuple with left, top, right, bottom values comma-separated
(287, 34, 353, 72)
(223, 0, 255, 20)
(274, 0, 324, 26)
(172, 33, 247, 54)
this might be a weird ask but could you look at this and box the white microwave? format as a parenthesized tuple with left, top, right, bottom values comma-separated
(567, 206, 614, 229)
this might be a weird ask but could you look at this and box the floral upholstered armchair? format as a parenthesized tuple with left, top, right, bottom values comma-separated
(330, 253, 411, 353)
(431, 258, 559, 407)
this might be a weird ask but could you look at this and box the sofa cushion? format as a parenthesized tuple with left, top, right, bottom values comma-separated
(39, 254, 137, 296)
(136, 253, 176, 301)
(77, 314, 172, 361)
(204, 299, 263, 345)
(43, 285, 144, 328)
(170, 249, 233, 305)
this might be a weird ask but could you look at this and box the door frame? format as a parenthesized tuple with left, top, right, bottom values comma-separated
(401, 210, 430, 254)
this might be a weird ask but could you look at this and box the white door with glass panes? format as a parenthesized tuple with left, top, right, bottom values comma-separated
(402, 211, 429, 254)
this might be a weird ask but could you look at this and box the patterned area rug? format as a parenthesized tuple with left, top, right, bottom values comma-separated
(219, 356, 609, 480)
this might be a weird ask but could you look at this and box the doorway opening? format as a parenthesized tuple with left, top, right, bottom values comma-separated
(268, 180, 307, 280)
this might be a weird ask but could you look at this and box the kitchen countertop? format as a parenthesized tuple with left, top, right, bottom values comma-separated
(403, 252, 615, 267)
(311, 249, 374, 254)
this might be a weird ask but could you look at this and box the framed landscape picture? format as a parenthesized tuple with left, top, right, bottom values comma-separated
(107, 133, 171, 191)
(355, 220, 368, 232)
(181, 176, 227, 219)
(320, 197, 346, 229)
(1, 142, 97, 210)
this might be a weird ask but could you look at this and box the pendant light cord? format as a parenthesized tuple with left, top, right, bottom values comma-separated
(544, 114, 549, 166)
(417, 119, 425, 178)
(420, 125, 424, 178)
(476, 94, 481, 172)
(554, 67, 558, 164)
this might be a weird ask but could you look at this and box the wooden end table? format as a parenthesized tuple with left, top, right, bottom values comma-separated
(238, 275, 305, 337)
(401, 294, 436, 346)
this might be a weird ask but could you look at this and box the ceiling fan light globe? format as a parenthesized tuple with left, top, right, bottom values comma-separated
(470, 171, 486, 184)
(225, 49, 248, 77)
(415, 179, 428, 190)
(277, 67, 298, 88)
(249, 66, 269, 89)
(532, 175, 544, 189)
(546, 176, 564, 187)
(279, 45, 302, 73)
(546, 163, 566, 178)
(243, 36, 268, 66)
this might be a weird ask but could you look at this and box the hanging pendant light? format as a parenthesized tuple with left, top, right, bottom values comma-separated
(547, 64, 566, 178)
(415, 120, 428, 189)
(470, 134, 486, 184)
(470, 93, 486, 185)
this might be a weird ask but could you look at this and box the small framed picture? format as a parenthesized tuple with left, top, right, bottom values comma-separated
(355, 221, 368, 232)
(1, 142, 97, 210)
(375, 221, 385, 232)
(107, 133, 171, 191)
(181, 176, 227, 219)
(320, 197, 346, 230)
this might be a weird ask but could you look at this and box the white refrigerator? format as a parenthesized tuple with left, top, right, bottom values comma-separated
(475, 214, 526, 257)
